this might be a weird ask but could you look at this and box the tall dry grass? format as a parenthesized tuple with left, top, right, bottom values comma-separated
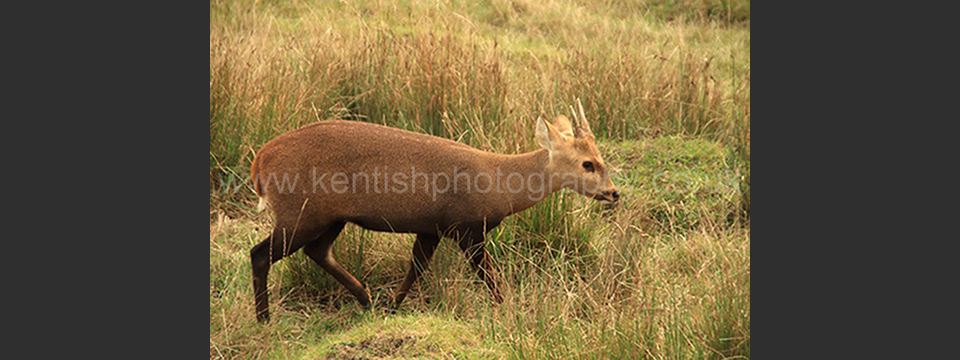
(210, 0, 749, 210)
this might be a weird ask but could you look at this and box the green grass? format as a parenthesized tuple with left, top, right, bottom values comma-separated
(604, 136, 742, 233)
(210, 0, 749, 358)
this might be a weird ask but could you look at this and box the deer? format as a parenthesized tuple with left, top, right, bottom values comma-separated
(249, 100, 619, 322)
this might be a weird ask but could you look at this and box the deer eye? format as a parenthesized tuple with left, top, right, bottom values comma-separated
(582, 161, 595, 172)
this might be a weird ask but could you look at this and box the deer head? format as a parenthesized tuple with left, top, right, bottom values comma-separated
(536, 99, 620, 203)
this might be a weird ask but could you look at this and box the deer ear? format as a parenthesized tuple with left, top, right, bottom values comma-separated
(536, 116, 564, 151)
(551, 115, 575, 138)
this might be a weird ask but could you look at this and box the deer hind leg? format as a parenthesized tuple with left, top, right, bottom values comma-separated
(251, 224, 325, 323)
(302, 222, 371, 309)
(458, 231, 504, 303)
(393, 233, 441, 306)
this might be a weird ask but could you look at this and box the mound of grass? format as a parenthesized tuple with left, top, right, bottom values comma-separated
(303, 313, 504, 359)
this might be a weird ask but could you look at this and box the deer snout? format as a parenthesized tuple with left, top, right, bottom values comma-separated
(600, 189, 620, 202)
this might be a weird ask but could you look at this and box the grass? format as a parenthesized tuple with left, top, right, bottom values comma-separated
(210, 0, 749, 358)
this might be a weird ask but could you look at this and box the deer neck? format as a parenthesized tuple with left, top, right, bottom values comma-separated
(489, 148, 564, 215)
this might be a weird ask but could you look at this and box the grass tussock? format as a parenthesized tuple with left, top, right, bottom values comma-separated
(211, 0, 748, 358)
(304, 313, 505, 359)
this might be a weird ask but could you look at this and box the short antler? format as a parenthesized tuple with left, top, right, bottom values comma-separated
(568, 104, 581, 137)
(569, 98, 593, 137)
(576, 98, 592, 135)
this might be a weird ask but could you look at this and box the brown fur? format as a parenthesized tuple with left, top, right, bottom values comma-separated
(249, 110, 618, 322)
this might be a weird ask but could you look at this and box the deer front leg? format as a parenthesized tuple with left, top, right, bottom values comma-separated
(458, 232, 504, 303)
(393, 233, 440, 306)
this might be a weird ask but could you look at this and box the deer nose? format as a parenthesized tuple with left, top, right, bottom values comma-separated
(602, 190, 620, 202)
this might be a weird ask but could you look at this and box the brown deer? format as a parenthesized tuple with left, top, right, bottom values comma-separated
(249, 100, 619, 322)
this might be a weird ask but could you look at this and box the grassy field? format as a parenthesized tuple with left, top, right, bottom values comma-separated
(210, 0, 749, 358)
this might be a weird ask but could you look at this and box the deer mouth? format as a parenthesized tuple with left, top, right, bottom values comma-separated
(592, 191, 620, 204)
(593, 194, 612, 203)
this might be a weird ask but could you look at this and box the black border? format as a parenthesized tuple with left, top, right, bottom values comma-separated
(751, 2, 950, 358)
(6, 2, 211, 356)
(8, 1, 948, 357)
